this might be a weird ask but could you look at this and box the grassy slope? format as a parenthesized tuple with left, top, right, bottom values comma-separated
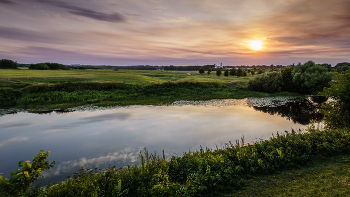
(228, 154, 350, 197)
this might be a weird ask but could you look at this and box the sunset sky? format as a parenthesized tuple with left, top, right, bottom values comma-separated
(1, 0, 350, 66)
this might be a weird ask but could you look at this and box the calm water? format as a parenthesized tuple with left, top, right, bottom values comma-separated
(0, 96, 324, 184)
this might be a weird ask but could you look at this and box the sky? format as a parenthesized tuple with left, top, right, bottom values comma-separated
(1, 0, 350, 66)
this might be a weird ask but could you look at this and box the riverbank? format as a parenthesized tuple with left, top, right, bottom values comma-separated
(6, 126, 348, 196)
(0, 69, 303, 110)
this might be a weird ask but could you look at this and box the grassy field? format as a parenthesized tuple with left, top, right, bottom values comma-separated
(0, 69, 251, 85)
(228, 154, 350, 196)
(1, 68, 300, 110)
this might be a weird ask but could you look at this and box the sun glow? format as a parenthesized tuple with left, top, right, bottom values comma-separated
(250, 40, 263, 50)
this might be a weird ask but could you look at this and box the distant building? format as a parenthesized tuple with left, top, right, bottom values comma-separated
(214, 63, 224, 69)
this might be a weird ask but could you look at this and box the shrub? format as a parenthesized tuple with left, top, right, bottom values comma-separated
(230, 69, 236, 76)
(0, 59, 18, 69)
(0, 150, 55, 197)
(207, 68, 212, 75)
(334, 62, 350, 73)
(257, 68, 265, 74)
(320, 70, 350, 129)
(292, 61, 332, 93)
(224, 69, 229, 77)
(216, 69, 222, 77)
(236, 68, 244, 77)
(0, 87, 21, 107)
(281, 66, 295, 91)
(199, 68, 205, 74)
(247, 71, 283, 93)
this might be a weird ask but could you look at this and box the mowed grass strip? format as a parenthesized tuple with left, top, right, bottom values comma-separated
(227, 154, 350, 197)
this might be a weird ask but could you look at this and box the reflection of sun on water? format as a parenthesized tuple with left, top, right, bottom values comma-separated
(250, 40, 263, 50)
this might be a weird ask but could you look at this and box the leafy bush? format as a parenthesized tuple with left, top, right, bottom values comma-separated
(292, 61, 332, 93)
(0, 150, 55, 197)
(0, 59, 18, 69)
(230, 69, 236, 76)
(0, 87, 21, 107)
(247, 71, 283, 93)
(224, 69, 229, 77)
(207, 68, 212, 75)
(280, 66, 295, 91)
(320, 70, 350, 129)
(257, 68, 265, 74)
(216, 69, 222, 77)
(236, 68, 244, 77)
(334, 62, 350, 73)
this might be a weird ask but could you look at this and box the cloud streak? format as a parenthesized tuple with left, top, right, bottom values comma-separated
(0, 0, 17, 5)
(35, 0, 126, 22)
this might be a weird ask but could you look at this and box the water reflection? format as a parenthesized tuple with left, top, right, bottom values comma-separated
(0, 96, 325, 185)
(251, 97, 325, 125)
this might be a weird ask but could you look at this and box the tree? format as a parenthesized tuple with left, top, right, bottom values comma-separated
(224, 69, 229, 77)
(0, 150, 55, 196)
(320, 70, 350, 129)
(230, 69, 236, 76)
(243, 70, 247, 76)
(199, 68, 205, 74)
(281, 66, 295, 91)
(247, 71, 283, 93)
(0, 59, 18, 69)
(292, 60, 332, 93)
(46, 62, 68, 70)
(257, 68, 265, 74)
(29, 63, 50, 70)
(207, 68, 212, 75)
(251, 71, 255, 75)
(216, 69, 222, 77)
(236, 68, 243, 77)
(334, 62, 350, 73)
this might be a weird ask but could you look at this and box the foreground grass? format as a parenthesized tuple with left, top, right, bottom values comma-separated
(228, 154, 350, 196)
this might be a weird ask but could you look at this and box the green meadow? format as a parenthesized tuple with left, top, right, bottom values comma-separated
(0, 69, 250, 84)
(0, 69, 297, 110)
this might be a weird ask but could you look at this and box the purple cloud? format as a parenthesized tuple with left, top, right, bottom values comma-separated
(35, 0, 125, 22)
(0, 0, 17, 4)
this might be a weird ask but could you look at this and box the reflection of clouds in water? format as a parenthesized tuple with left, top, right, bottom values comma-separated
(0, 122, 33, 129)
(42, 112, 133, 133)
(43, 147, 142, 177)
(0, 137, 29, 147)
(79, 113, 132, 122)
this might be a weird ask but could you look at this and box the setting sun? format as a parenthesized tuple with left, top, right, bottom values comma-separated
(250, 40, 263, 50)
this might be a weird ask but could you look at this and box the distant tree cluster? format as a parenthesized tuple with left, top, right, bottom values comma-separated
(334, 62, 350, 73)
(0, 59, 18, 69)
(247, 71, 283, 93)
(164, 65, 214, 71)
(29, 63, 68, 70)
(248, 60, 333, 93)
